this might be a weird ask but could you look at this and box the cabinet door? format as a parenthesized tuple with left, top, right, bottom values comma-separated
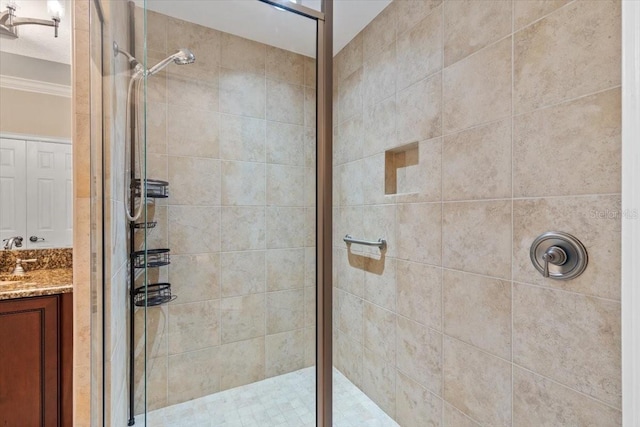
(0, 138, 27, 245)
(26, 141, 73, 248)
(0, 295, 60, 427)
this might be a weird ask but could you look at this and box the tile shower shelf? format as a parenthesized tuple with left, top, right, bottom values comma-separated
(132, 248, 171, 268)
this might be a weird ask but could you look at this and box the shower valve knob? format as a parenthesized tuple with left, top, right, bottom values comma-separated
(530, 232, 588, 280)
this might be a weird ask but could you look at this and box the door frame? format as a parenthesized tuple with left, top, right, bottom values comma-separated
(622, 1, 640, 425)
(259, 1, 334, 426)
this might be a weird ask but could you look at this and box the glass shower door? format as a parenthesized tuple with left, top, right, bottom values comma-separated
(133, 1, 321, 425)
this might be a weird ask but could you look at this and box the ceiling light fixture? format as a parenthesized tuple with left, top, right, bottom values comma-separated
(0, 0, 63, 39)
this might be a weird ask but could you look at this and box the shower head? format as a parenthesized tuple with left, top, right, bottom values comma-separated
(146, 48, 196, 76)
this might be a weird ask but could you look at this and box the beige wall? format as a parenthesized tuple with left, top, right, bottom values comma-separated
(71, 0, 92, 425)
(134, 10, 317, 413)
(0, 87, 71, 138)
(333, 0, 621, 426)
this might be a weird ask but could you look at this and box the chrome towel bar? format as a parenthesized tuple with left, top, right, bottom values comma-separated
(343, 234, 387, 250)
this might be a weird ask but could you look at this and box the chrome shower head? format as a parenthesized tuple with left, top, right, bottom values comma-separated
(173, 48, 195, 65)
(147, 48, 196, 76)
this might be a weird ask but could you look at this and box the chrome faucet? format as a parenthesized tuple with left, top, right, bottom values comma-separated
(2, 236, 23, 250)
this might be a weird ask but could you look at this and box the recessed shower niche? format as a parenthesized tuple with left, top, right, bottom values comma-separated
(385, 142, 420, 195)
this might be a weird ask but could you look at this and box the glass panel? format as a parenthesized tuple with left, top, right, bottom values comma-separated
(136, 1, 318, 425)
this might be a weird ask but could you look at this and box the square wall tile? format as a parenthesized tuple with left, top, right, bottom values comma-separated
(444, 337, 511, 427)
(169, 253, 220, 304)
(513, 88, 621, 197)
(220, 251, 265, 297)
(362, 349, 396, 418)
(266, 122, 305, 166)
(513, 367, 622, 427)
(336, 32, 363, 83)
(221, 161, 266, 206)
(220, 33, 265, 74)
(443, 270, 511, 359)
(443, 200, 511, 279)
(513, 283, 621, 408)
(220, 207, 265, 251)
(266, 46, 304, 85)
(335, 330, 363, 388)
(397, 202, 442, 265)
(363, 2, 397, 60)
(266, 248, 305, 291)
(265, 330, 305, 378)
(396, 0, 442, 36)
(443, 0, 511, 67)
(219, 114, 265, 162)
(266, 207, 305, 248)
(168, 206, 221, 254)
(396, 315, 442, 395)
(443, 119, 511, 201)
(363, 96, 396, 157)
(167, 72, 219, 112)
(396, 372, 443, 427)
(266, 289, 304, 334)
(513, 0, 572, 30)
(167, 347, 219, 405)
(266, 79, 304, 125)
(338, 67, 363, 124)
(220, 294, 266, 343)
(443, 403, 481, 427)
(338, 289, 364, 343)
(513, 196, 621, 300)
(169, 156, 220, 206)
(219, 337, 265, 390)
(397, 73, 442, 145)
(167, 106, 219, 158)
(514, 0, 621, 114)
(363, 43, 397, 108)
(396, 6, 442, 92)
(396, 260, 442, 331)
(443, 37, 511, 134)
(168, 300, 220, 354)
(266, 165, 305, 207)
(364, 302, 396, 363)
(364, 256, 396, 312)
(219, 68, 265, 119)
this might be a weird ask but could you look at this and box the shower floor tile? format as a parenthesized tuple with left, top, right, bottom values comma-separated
(145, 367, 399, 427)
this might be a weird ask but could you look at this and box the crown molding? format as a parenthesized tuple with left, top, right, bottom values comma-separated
(0, 74, 71, 98)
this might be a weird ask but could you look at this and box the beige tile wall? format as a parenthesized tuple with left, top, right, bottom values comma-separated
(133, 10, 317, 412)
(333, 0, 621, 425)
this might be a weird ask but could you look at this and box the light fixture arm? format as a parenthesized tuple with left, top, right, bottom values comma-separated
(0, 4, 61, 39)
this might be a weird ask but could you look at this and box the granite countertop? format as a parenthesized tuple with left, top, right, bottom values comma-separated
(0, 268, 73, 300)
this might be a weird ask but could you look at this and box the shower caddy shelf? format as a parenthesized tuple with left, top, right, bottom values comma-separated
(128, 175, 175, 425)
(133, 178, 170, 198)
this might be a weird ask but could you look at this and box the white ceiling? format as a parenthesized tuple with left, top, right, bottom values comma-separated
(0, 0, 71, 64)
(146, 0, 391, 57)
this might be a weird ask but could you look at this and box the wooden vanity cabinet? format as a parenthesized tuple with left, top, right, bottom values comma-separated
(0, 293, 73, 427)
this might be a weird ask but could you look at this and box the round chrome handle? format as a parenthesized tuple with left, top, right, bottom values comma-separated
(530, 232, 588, 280)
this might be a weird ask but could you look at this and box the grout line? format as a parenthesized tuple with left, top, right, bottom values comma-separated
(513, 0, 578, 33)
(512, 363, 622, 413)
(510, 3, 516, 425)
(440, 3, 446, 422)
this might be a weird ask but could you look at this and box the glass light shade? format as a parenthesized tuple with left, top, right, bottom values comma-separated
(47, 0, 64, 19)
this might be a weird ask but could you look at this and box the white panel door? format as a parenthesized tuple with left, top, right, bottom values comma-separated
(0, 138, 27, 246)
(26, 141, 73, 248)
